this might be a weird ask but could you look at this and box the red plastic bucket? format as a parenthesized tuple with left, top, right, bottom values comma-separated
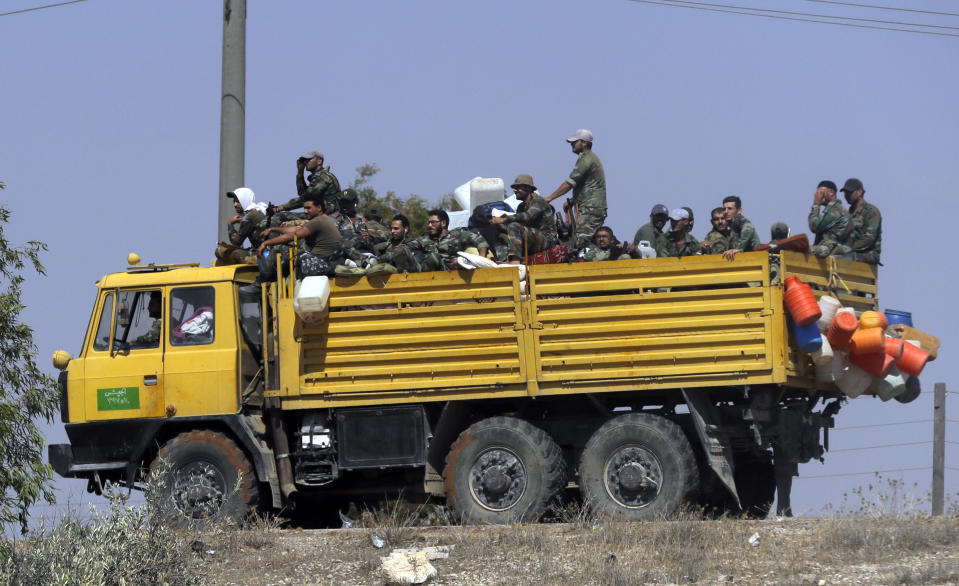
(783, 276, 822, 327)
(884, 337, 904, 361)
(827, 311, 858, 349)
(849, 352, 895, 379)
(896, 342, 930, 378)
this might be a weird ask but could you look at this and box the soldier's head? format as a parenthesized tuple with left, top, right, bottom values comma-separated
(669, 208, 690, 233)
(565, 129, 593, 154)
(682, 206, 694, 231)
(300, 150, 324, 172)
(649, 204, 669, 231)
(427, 209, 449, 237)
(722, 195, 743, 221)
(391, 213, 410, 243)
(226, 187, 255, 213)
(593, 226, 615, 249)
(817, 180, 838, 203)
(510, 174, 537, 201)
(710, 207, 727, 232)
(367, 208, 382, 223)
(302, 195, 324, 219)
(771, 222, 790, 240)
(147, 291, 161, 320)
(840, 178, 865, 206)
(339, 188, 359, 217)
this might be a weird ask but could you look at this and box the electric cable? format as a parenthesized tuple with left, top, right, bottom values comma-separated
(801, 0, 959, 19)
(0, 0, 87, 18)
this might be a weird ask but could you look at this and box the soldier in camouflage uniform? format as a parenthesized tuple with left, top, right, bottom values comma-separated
(219, 187, 267, 264)
(700, 207, 730, 255)
(413, 209, 488, 271)
(632, 204, 669, 252)
(132, 292, 162, 348)
(489, 174, 558, 263)
(807, 180, 850, 257)
(370, 213, 430, 273)
(333, 188, 390, 264)
(657, 208, 700, 258)
(580, 226, 634, 262)
(722, 195, 760, 260)
(838, 178, 882, 264)
(272, 150, 342, 224)
(544, 129, 606, 249)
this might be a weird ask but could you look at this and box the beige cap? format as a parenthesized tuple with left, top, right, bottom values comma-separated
(510, 174, 536, 190)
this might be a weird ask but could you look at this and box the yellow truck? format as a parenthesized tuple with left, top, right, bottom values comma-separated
(49, 250, 881, 522)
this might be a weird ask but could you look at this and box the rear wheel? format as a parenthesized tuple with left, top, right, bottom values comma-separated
(150, 430, 260, 525)
(444, 416, 566, 524)
(579, 413, 698, 520)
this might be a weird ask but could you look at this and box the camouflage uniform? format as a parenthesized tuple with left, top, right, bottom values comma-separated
(133, 319, 161, 347)
(279, 165, 342, 218)
(701, 228, 729, 255)
(727, 214, 760, 252)
(414, 228, 489, 271)
(374, 237, 432, 273)
(657, 229, 701, 259)
(331, 212, 390, 262)
(840, 201, 882, 264)
(502, 194, 558, 260)
(566, 150, 607, 248)
(222, 208, 267, 264)
(632, 222, 667, 251)
(808, 200, 851, 257)
(580, 244, 631, 262)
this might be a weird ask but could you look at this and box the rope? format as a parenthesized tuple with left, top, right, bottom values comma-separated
(827, 255, 851, 295)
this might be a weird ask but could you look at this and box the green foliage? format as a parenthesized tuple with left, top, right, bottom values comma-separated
(350, 164, 461, 238)
(0, 182, 60, 533)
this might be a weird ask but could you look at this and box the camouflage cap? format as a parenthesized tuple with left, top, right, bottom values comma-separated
(340, 188, 359, 202)
(510, 174, 536, 190)
(301, 149, 324, 160)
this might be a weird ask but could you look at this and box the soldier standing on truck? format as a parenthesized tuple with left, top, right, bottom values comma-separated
(489, 174, 558, 264)
(808, 180, 850, 258)
(414, 209, 489, 271)
(274, 150, 342, 222)
(544, 129, 607, 249)
(701, 207, 730, 255)
(722, 195, 760, 261)
(257, 194, 343, 278)
(632, 203, 669, 252)
(838, 178, 882, 265)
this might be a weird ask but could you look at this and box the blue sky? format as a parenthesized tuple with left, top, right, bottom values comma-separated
(2, 0, 957, 519)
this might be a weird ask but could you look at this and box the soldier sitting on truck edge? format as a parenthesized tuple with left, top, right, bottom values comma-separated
(413, 209, 488, 271)
(489, 174, 558, 264)
(543, 129, 607, 249)
(701, 207, 729, 255)
(721, 195, 760, 261)
(807, 180, 850, 258)
(838, 177, 882, 265)
(580, 226, 634, 262)
(334, 188, 390, 266)
(218, 187, 267, 264)
(271, 150, 342, 225)
(656, 208, 700, 258)
(257, 194, 343, 278)
(364, 213, 432, 275)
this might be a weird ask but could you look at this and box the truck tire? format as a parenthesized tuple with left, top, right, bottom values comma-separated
(151, 430, 260, 525)
(443, 416, 566, 524)
(579, 413, 698, 520)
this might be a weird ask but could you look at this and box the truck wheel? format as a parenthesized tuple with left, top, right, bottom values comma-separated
(151, 430, 260, 525)
(444, 416, 566, 524)
(579, 413, 698, 520)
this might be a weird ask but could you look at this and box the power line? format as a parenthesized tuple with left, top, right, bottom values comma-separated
(829, 440, 930, 453)
(801, 0, 959, 19)
(627, 0, 959, 37)
(832, 419, 931, 430)
(0, 0, 87, 18)
(797, 466, 930, 479)
(948, 419, 959, 425)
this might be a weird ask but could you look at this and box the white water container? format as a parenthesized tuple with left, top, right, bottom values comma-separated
(453, 177, 480, 211)
(836, 359, 872, 398)
(470, 177, 506, 209)
(816, 295, 841, 332)
(815, 351, 844, 383)
(293, 276, 331, 320)
(870, 366, 906, 402)
(636, 240, 657, 259)
(811, 334, 834, 365)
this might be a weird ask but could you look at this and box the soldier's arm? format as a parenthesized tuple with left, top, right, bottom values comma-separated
(808, 206, 825, 233)
(741, 223, 759, 251)
(548, 156, 590, 204)
(296, 173, 308, 197)
(545, 181, 572, 203)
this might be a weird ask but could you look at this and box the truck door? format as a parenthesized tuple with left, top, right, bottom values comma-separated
(83, 289, 166, 420)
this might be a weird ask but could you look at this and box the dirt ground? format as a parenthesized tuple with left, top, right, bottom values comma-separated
(198, 516, 959, 585)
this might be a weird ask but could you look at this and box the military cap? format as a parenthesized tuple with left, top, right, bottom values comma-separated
(565, 129, 594, 143)
(771, 222, 790, 240)
(650, 204, 668, 216)
(301, 149, 324, 160)
(669, 208, 690, 221)
(841, 178, 864, 193)
(340, 188, 359, 202)
(510, 174, 537, 190)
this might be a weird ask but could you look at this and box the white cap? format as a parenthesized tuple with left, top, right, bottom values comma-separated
(566, 129, 594, 143)
(669, 208, 690, 221)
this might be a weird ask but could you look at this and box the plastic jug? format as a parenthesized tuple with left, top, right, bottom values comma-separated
(849, 351, 894, 378)
(896, 340, 930, 378)
(836, 359, 873, 398)
(791, 319, 822, 353)
(870, 366, 906, 402)
(816, 296, 841, 332)
(293, 276, 331, 320)
(827, 310, 858, 349)
(783, 276, 822, 327)
(848, 327, 885, 355)
(811, 334, 834, 365)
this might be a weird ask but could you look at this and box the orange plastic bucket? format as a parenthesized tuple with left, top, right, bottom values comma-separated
(827, 311, 858, 349)
(783, 276, 822, 327)
(884, 337, 904, 361)
(849, 351, 895, 379)
(896, 342, 930, 378)
(859, 310, 886, 330)
(848, 327, 886, 354)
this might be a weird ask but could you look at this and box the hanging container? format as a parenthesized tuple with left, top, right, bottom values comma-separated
(895, 376, 921, 404)
(783, 276, 822, 327)
(870, 366, 906, 402)
(849, 351, 895, 379)
(859, 310, 887, 330)
(791, 319, 823, 353)
(827, 310, 859, 349)
(896, 340, 930, 378)
(836, 360, 872, 397)
(816, 296, 841, 332)
(883, 336, 904, 361)
(815, 351, 845, 383)
(884, 309, 913, 327)
(847, 327, 886, 354)
(811, 334, 834, 365)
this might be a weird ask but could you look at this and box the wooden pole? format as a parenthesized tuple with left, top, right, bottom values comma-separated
(931, 382, 945, 516)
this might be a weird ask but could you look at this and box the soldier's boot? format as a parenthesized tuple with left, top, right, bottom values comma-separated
(366, 263, 398, 276)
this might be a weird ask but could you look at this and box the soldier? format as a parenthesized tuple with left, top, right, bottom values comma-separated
(275, 150, 342, 221)
(701, 207, 729, 255)
(657, 208, 700, 258)
(722, 195, 760, 261)
(839, 178, 882, 264)
(808, 180, 850, 257)
(132, 292, 162, 348)
(544, 129, 607, 249)
(580, 226, 634, 262)
(219, 187, 267, 264)
(770, 222, 790, 241)
(367, 213, 430, 274)
(489, 174, 558, 264)
(414, 209, 488, 271)
(257, 194, 343, 278)
(336, 188, 389, 263)
(632, 204, 669, 252)
(682, 206, 695, 234)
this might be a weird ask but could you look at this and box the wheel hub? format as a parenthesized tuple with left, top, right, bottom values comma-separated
(173, 461, 226, 519)
(469, 447, 527, 511)
(604, 446, 662, 508)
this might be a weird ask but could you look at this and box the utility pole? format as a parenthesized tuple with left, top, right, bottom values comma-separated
(218, 0, 246, 242)
(932, 382, 945, 515)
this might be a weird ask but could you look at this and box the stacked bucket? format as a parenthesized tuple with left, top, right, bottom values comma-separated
(784, 275, 933, 402)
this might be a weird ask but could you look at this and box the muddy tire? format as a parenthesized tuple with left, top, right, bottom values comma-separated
(579, 413, 698, 520)
(150, 430, 260, 526)
(443, 416, 566, 524)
